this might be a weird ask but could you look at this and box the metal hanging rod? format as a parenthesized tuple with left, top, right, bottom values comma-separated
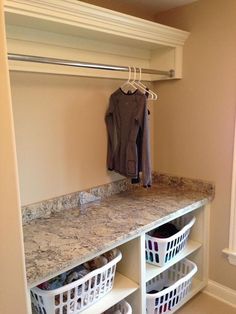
(8, 53, 175, 78)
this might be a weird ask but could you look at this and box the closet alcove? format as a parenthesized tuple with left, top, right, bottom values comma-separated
(5, 0, 189, 206)
(4, 2, 208, 314)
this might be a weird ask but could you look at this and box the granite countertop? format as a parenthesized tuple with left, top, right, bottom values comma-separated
(23, 176, 214, 288)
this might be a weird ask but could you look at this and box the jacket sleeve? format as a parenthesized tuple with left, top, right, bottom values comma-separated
(141, 103, 152, 187)
(105, 95, 115, 170)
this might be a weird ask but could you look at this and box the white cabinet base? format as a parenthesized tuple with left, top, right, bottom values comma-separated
(30, 205, 209, 314)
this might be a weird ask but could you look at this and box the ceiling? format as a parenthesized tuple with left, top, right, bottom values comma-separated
(81, 0, 198, 21)
(117, 0, 198, 13)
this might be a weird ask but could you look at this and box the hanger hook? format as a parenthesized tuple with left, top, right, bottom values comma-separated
(128, 66, 131, 82)
(139, 67, 142, 82)
(131, 66, 136, 83)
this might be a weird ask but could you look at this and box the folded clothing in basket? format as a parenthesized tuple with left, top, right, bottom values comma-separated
(147, 286, 169, 294)
(152, 223, 179, 238)
(38, 249, 118, 290)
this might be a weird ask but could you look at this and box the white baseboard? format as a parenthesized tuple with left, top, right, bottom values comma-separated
(203, 280, 236, 308)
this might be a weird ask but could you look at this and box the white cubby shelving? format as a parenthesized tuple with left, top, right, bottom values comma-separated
(30, 204, 209, 314)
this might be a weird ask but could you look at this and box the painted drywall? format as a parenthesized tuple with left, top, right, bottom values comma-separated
(10, 73, 154, 205)
(154, 0, 236, 290)
(0, 3, 29, 314)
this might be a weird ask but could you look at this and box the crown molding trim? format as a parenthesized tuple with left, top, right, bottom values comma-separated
(4, 0, 189, 47)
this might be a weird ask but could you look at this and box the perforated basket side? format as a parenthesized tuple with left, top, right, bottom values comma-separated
(146, 259, 197, 314)
(104, 300, 132, 314)
(31, 250, 122, 314)
(145, 217, 196, 266)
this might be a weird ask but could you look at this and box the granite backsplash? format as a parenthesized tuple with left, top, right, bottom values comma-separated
(22, 172, 214, 225)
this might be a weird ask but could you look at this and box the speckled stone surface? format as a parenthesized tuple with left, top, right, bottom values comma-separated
(22, 179, 130, 224)
(153, 172, 214, 195)
(22, 172, 214, 225)
(23, 179, 214, 288)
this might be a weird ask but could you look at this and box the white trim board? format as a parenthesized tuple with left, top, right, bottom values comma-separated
(203, 280, 236, 308)
(223, 117, 236, 266)
(4, 0, 189, 46)
(223, 248, 236, 266)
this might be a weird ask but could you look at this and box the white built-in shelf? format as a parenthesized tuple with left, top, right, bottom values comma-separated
(30, 205, 209, 314)
(4, 0, 189, 80)
(146, 240, 202, 282)
(81, 272, 139, 314)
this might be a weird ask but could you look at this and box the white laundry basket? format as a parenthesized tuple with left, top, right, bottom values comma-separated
(103, 300, 132, 314)
(146, 258, 197, 314)
(31, 249, 122, 314)
(145, 216, 196, 266)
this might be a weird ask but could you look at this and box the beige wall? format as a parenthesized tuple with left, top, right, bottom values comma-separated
(0, 2, 29, 313)
(154, 0, 236, 289)
(10, 73, 154, 205)
(11, 74, 123, 205)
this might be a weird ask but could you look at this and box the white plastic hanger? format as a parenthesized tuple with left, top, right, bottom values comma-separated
(132, 67, 158, 100)
(137, 67, 157, 100)
(138, 68, 157, 100)
(131, 67, 151, 98)
(121, 66, 157, 100)
(120, 66, 137, 93)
